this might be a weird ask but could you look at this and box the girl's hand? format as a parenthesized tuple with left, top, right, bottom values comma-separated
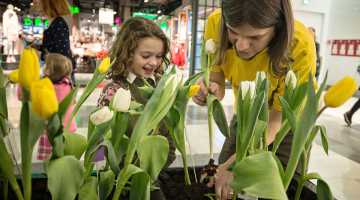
(207, 163, 234, 200)
(192, 77, 220, 106)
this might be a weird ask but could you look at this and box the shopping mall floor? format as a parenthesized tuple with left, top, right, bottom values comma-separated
(4, 76, 360, 200)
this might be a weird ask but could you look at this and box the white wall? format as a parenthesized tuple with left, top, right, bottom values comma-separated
(291, 0, 332, 84)
(322, 0, 360, 86)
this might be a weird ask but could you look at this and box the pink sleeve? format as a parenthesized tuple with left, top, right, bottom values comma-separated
(17, 84, 22, 101)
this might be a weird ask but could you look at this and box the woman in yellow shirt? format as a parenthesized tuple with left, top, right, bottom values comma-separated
(192, 0, 317, 199)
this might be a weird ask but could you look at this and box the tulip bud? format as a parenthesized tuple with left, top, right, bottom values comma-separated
(99, 57, 111, 73)
(186, 85, 200, 99)
(324, 76, 357, 108)
(113, 88, 131, 112)
(31, 78, 58, 119)
(8, 69, 20, 84)
(285, 70, 297, 89)
(19, 49, 40, 90)
(165, 74, 179, 95)
(205, 39, 216, 55)
(241, 81, 256, 100)
(90, 107, 114, 126)
(255, 71, 266, 82)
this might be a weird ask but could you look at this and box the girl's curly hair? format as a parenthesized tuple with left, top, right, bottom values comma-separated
(107, 17, 171, 81)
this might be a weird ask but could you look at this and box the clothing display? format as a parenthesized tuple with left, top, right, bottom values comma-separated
(2, 5, 19, 63)
(170, 44, 185, 67)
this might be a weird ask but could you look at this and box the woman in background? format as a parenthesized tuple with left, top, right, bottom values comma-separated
(308, 27, 321, 80)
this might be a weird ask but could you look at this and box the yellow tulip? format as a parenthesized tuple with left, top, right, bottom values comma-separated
(99, 57, 111, 73)
(324, 76, 357, 108)
(19, 49, 40, 90)
(186, 85, 201, 98)
(8, 69, 20, 84)
(31, 78, 59, 119)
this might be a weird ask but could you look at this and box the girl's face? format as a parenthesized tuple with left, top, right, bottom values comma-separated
(131, 36, 164, 79)
(42, 63, 49, 76)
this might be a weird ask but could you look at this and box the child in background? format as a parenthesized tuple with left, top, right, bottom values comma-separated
(18, 53, 77, 160)
(97, 17, 176, 168)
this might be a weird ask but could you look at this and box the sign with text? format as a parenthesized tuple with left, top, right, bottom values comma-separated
(331, 39, 360, 57)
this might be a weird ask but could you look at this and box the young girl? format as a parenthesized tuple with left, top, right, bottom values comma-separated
(97, 17, 176, 169)
(18, 53, 77, 160)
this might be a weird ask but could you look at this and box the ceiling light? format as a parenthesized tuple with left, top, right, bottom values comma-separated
(157, 10, 161, 14)
(113, 12, 117, 14)
(88, 20, 91, 22)
(30, 3, 33, 5)
(144, 0, 148, 2)
(19, 9, 21, 11)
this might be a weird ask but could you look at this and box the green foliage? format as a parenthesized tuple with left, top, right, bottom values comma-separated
(63, 131, 87, 160)
(78, 177, 98, 200)
(99, 170, 115, 200)
(207, 94, 230, 138)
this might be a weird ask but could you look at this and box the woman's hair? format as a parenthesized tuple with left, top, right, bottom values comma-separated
(44, 53, 73, 81)
(33, 0, 72, 18)
(308, 27, 316, 41)
(217, 0, 295, 78)
(107, 17, 171, 81)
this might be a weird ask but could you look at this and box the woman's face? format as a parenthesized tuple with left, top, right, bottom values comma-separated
(226, 23, 276, 60)
(308, 28, 315, 39)
(131, 37, 164, 79)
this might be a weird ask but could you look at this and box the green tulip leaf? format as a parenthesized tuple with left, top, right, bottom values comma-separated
(305, 125, 320, 154)
(242, 87, 252, 130)
(111, 112, 130, 150)
(130, 101, 144, 111)
(46, 113, 65, 158)
(228, 152, 287, 200)
(0, 68, 4, 86)
(139, 86, 155, 99)
(183, 71, 206, 86)
(248, 149, 266, 156)
(204, 193, 223, 200)
(58, 85, 80, 122)
(175, 85, 190, 103)
(99, 170, 115, 200)
(316, 70, 328, 104)
(271, 119, 291, 154)
(253, 120, 267, 149)
(84, 117, 113, 169)
(104, 129, 112, 141)
(78, 176, 98, 200)
(237, 91, 265, 162)
(115, 136, 129, 164)
(207, 94, 230, 138)
(63, 131, 87, 160)
(300, 172, 333, 200)
(138, 136, 169, 183)
(129, 168, 151, 200)
(319, 125, 329, 155)
(86, 140, 120, 177)
(46, 156, 85, 200)
(0, 137, 23, 199)
(226, 160, 236, 172)
(289, 81, 308, 114)
(0, 86, 8, 120)
(283, 73, 317, 190)
(142, 77, 155, 89)
(278, 96, 298, 132)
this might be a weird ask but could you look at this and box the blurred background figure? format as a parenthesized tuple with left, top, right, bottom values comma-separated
(308, 27, 321, 80)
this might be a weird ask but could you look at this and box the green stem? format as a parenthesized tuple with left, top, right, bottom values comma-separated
(4, 81, 11, 88)
(112, 165, 130, 200)
(208, 114, 213, 159)
(249, 135, 255, 150)
(3, 178, 8, 200)
(22, 151, 32, 200)
(0, 116, 8, 137)
(151, 121, 162, 136)
(21, 87, 27, 105)
(262, 127, 268, 151)
(232, 191, 237, 200)
(294, 150, 307, 200)
(182, 155, 191, 185)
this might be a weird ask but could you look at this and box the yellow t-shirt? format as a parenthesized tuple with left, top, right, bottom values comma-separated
(205, 9, 317, 113)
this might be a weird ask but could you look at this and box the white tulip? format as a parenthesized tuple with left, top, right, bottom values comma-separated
(255, 71, 266, 82)
(165, 74, 179, 95)
(241, 81, 256, 100)
(205, 39, 216, 55)
(113, 88, 131, 112)
(285, 70, 297, 89)
(90, 107, 114, 126)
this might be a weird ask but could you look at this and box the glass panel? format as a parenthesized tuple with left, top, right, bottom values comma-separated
(199, 0, 206, 6)
(198, 6, 206, 19)
(196, 44, 201, 57)
(196, 32, 204, 44)
(214, 0, 221, 7)
(197, 19, 205, 32)
(206, 0, 214, 6)
(195, 57, 201, 70)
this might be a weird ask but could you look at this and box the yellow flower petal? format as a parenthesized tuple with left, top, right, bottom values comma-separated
(186, 85, 200, 99)
(8, 69, 20, 84)
(324, 76, 357, 108)
(18, 49, 40, 90)
(99, 57, 111, 73)
(30, 78, 58, 118)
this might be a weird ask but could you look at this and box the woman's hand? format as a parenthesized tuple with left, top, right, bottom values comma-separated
(207, 162, 234, 200)
(192, 77, 220, 106)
